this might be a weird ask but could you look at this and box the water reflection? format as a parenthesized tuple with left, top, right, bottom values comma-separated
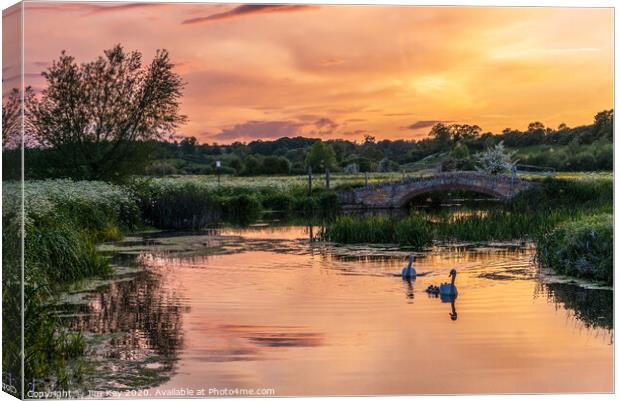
(449, 300, 458, 321)
(536, 282, 613, 331)
(65, 226, 613, 395)
(61, 267, 186, 389)
(403, 278, 414, 301)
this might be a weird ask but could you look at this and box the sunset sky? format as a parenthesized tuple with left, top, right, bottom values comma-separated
(3, 2, 614, 143)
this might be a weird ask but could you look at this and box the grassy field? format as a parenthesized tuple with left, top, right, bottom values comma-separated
(146, 172, 406, 190)
(147, 170, 612, 189)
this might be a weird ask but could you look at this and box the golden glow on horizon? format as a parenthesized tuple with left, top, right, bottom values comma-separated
(10, 3, 614, 143)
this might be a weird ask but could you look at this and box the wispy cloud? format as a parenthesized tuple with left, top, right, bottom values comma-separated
(384, 112, 415, 117)
(83, 3, 168, 16)
(314, 117, 338, 130)
(211, 120, 304, 141)
(210, 117, 338, 141)
(341, 129, 369, 137)
(26, 3, 167, 16)
(182, 4, 318, 25)
(319, 58, 345, 67)
(404, 120, 455, 130)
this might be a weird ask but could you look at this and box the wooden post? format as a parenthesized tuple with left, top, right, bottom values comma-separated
(325, 168, 330, 189)
(364, 171, 369, 186)
(308, 166, 313, 195)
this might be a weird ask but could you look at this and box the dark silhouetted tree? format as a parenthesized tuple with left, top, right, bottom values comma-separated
(450, 124, 481, 142)
(428, 123, 451, 146)
(2, 87, 35, 149)
(594, 109, 613, 127)
(27, 44, 186, 180)
(527, 121, 546, 132)
(2, 88, 21, 149)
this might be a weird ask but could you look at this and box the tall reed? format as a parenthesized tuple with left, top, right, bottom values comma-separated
(323, 214, 433, 247)
(3, 180, 139, 392)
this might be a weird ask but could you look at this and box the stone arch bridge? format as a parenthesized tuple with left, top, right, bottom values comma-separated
(337, 172, 532, 209)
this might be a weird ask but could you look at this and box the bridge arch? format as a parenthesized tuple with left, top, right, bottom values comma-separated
(393, 182, 508, 208)
(337, 172, 532, 209)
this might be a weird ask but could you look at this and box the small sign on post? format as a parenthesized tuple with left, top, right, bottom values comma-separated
(215, 160, 221, 185)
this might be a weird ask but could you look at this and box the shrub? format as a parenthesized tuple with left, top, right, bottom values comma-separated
(262, 192, 294, 213)
(377, 158, 400, 172)
(220, 194, 262, 223)
(317, 190, 339, 215)
(293, 196, 320, 216)
(475, 142, 516, 175)
(262, 155, 291, 175)
(145, 160, 178, 176)
(131, 180, 222, 229)
(536, 214, 612, 284)
(512, 178, 612, 211)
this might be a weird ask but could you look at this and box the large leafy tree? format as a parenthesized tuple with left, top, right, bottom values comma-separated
(27, 44, 186, 180)
(305, 140, 337, 171)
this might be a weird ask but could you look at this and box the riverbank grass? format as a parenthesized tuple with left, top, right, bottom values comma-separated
(536, 214, 612, 284)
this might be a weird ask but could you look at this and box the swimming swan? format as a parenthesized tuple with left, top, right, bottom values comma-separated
(426, 269, 458, 300)
(401, 255, 416, 279)
(439, 269, 458, 299)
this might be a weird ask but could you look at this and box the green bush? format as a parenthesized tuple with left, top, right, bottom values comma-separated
(536, 214, 612, 284)
(220, 193, 262, 224)
(512, 178, 612, 211)
(262, 155, 291, 175)
(131, 180, 222, 229)
(130, 178, 341, 227)
(262, 192, 294, 213)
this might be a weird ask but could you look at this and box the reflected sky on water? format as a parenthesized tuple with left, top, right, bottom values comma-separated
(66, 225, 613, 396)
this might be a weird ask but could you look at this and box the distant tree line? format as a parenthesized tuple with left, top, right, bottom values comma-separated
(5, 108, 613, 180)
(132, 110, 613, 177)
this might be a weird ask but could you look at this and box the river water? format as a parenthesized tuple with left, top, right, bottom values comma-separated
(64, 225, 613, 396)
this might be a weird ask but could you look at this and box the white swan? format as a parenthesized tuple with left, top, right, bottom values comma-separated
(401, 255, 416, 279)
(439, 269, 458, 299)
